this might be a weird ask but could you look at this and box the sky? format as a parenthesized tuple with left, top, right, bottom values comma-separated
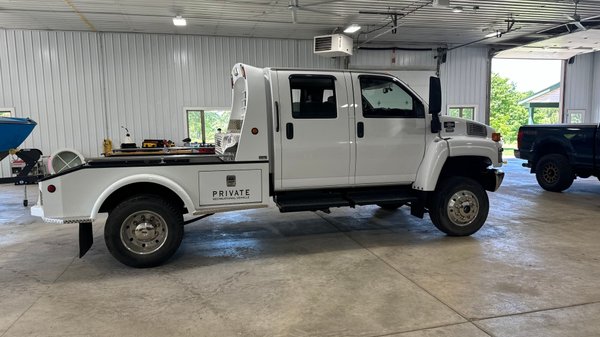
(491, 59, 562, 94)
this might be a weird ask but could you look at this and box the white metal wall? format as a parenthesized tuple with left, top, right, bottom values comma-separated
(351, 47, 490, 122)
(564, 52, 595, 123)
(440, 47, 490, 122)
(0, 30, 106, 178)
(350, 49, 438, 70)
(0, 29, 338, 177)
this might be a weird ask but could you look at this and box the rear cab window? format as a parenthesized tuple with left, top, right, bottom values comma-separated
(289, 75, 337, 119)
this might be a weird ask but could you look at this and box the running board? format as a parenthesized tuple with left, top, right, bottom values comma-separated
(276, 193, 350, 213)
(346, 190, 418, 206)
(275, 187, 418, 213)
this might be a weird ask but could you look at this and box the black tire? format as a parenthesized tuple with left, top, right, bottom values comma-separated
(377, 203, 404, 211)
(23, 200, 28, 207)
(429, 177, 489, 236)
(104, 195, 184, 268)
(535, 154, 574, 192)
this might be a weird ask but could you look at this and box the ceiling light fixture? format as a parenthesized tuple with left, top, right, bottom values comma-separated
(452, 6, 463, 13)
(173, 15, 187, 26)
(344, 24, 361, 33)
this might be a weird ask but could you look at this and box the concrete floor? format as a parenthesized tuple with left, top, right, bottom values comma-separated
(1, 158, 600, 336)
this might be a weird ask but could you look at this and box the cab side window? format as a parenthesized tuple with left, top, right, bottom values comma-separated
(359, 76, 424, 118)
(290, 75, 337, 119)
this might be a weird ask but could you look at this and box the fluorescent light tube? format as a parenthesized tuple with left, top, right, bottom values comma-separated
(344, 24, 361, 33)
(173, 16, 187, 26)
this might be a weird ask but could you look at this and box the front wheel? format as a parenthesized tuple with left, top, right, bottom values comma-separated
(104, 195, 184, 268)
(429, 177, 489, 236)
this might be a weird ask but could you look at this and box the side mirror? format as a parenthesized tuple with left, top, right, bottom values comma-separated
(429, 76, 442, 114)
(429, 76, 442, 133)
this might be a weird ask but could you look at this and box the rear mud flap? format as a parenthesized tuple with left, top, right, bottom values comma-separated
(79, 222, 93, 258)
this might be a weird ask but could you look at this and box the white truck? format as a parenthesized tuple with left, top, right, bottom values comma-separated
(32, 64, 504, 268)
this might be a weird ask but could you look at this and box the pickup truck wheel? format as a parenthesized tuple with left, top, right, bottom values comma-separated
(429, 177, 489, 236)
(104, 195, 183, 268)
(535, 154, 574, 192)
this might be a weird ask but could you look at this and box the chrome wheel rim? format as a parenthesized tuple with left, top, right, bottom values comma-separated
(120, 211, 168, 255)
(542, 163, 559, 184)
(447, 190, 479, 226)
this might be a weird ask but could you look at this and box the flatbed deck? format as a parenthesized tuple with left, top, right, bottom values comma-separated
(89, 154, 228, 166)
(41, 154, 239, 181)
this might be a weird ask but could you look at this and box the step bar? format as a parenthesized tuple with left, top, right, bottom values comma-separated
(275, 187, 419, 213)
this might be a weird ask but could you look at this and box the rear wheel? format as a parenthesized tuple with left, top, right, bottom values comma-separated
(535, 154, 574, 192)
(429, 177, 489, 236)
(104, 195, 184, 268)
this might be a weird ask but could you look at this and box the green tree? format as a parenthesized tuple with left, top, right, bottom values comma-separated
(187, 110, 230, 144)
(204, 111, 231, 143)
(490, 73, 529, 145)
(188, 110, 203, 143)
(533, 107, 559, 124)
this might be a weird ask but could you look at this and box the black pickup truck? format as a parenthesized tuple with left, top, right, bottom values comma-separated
(515, 124, 600, 192)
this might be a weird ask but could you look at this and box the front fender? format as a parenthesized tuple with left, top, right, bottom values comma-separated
(447, 136, 502, 167)
(90, 174, 196, 219)
(413, 138, 449, 191)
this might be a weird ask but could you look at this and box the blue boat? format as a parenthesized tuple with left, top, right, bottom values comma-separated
(0, 117, 37, 160)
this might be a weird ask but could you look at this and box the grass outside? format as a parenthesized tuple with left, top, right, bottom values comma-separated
(503, 144, 517, 158)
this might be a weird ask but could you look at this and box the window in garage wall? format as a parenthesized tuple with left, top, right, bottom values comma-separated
(186, 109, 231, 144)
(448, 106, 476, 120)
(0, 108, 15, 117)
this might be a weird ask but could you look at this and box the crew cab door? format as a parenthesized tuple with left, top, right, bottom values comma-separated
(351, 73, 427, 184)
(276, 71, 352, 189)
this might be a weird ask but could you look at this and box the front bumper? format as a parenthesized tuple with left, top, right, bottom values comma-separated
(483, 168, 505, 192)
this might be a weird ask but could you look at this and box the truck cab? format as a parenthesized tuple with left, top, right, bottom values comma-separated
(224, 64, 503, 190)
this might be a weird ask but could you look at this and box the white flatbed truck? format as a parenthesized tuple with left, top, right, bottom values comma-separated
(32, 64, 504, 267)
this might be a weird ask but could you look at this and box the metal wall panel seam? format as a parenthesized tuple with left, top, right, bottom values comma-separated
(0, 31, 6, 108)
(39, 31, 54, 153)
(49, 32, 63, 150)
(99, 33, 110, 138)
(593, 53, 600, 122)
(69, 33, 83, 153)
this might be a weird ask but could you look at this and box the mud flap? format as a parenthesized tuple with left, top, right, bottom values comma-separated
(410, 191, 426, 219)
(79, 222, 93, 258)
(410, 200, 425, 219)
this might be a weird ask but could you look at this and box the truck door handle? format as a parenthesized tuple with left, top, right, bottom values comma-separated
(286, 123, 294, 139)
(275, 101, 280, 132)
(357, 122, 364, 138)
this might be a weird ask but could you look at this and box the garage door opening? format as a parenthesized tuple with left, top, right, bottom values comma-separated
(490, 58, 563, 151)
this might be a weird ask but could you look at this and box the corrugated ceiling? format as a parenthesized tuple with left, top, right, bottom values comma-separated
(0, 0, 599, 46)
